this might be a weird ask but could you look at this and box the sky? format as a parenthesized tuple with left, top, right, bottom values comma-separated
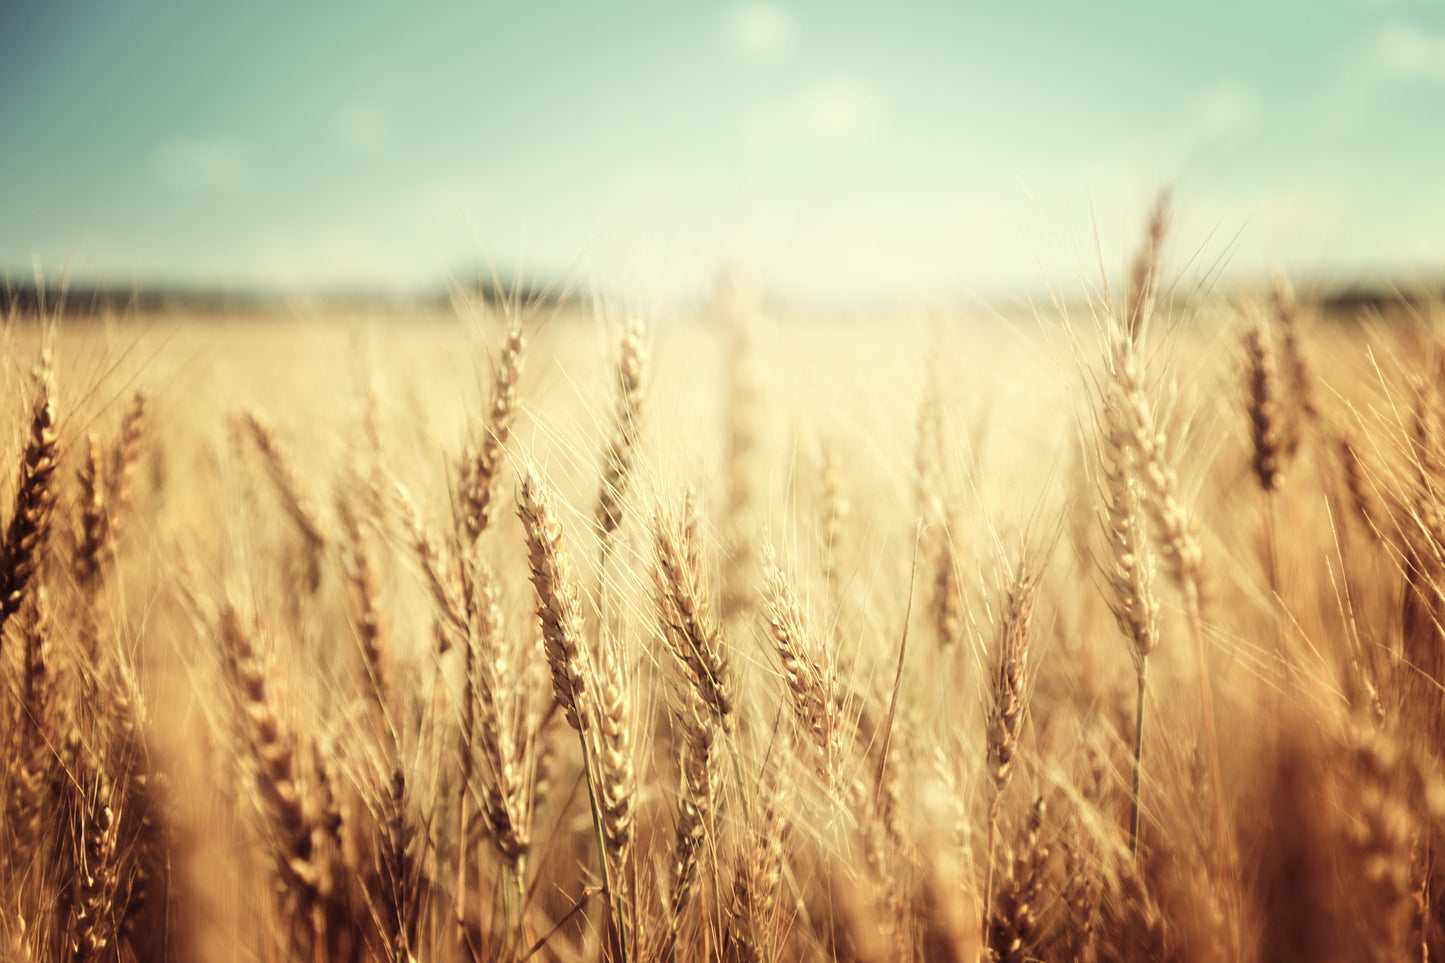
(2, 1, 1444, 303)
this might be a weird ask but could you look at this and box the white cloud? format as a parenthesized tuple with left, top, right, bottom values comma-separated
(1370, 21, 1445, 81)
(153, 137, 251, 190)
(1195, 83, 1260, 136)
(726, 2, 793, 59)
(333, 103, 393, 154)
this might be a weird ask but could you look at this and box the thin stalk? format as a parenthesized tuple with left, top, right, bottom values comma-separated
(576, 722, 629, 963)
(455, 732, 474, 946)
(720, 729, 782, 963)
(500, 860, 528, 962)
(522, 887, 600, 962)
(728, 745, 773, 963)
(1185, 581, 1233, 893)
(1129, 657, 1149, 858)
(455, 793, 469, 944)
(1264, 489, 1291, 683)
(499, 862, 514, 962)
(876, 529, 919, 808)
(983, 793, 1000, 936)
(454, 613, 476, 948)
(591, 551, 631, 963)
(515, 863, 529, 961)
(725, 738, 753, 823)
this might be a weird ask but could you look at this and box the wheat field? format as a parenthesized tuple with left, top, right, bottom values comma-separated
(2, 213, 1442, 962)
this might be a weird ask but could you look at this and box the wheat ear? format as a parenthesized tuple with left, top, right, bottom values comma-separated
(762, 545, 841, 791)
(596, 318, 648, 547)
(1124, 191, 1169, 344)
(72, 791, 121, 963)
(460, 323, 525, 541)
(219, 605, 323, 946)
(337, 494, 391, 727)
(984, 560, 1039, 937)
(1100, 391, 1160, 856)
(395, 483, 469, 642)
(6, 589, 53, 869)
(1340, 431, 1384, 541)
(0, 364, 59, 640)
(75, 433, 110, 590)
(1244, 317, 1285, 493)
(720, 301, 759, 627)
(653, 504, 734, 728)
(107, 390, 147, 528)
(987, 795, 1048, 963)
(666, 685, 720, 957)
(1271, 272, 1319, 449)
(243, 411, 328, 590)
(516, 469, 629, 960)
(593, 626, 635, 891)
(517, 470, 590, 732)
(1108, 319, 1231, 892)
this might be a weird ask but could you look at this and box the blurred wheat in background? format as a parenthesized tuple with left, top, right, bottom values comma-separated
(3, 202, 1445, 962)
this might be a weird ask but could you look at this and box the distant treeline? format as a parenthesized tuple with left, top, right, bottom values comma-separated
(1, 275, 1440, 319)
(0, 276, 572, 318)
(1313, 284, 1445, 318)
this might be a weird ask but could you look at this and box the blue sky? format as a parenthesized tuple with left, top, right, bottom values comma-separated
(2, 1, 1443, 301)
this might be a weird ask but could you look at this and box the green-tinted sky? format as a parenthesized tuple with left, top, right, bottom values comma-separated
(3, 1, 1443, 300)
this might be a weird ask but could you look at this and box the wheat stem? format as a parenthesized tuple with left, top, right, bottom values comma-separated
(1129, 658, 1149, 858)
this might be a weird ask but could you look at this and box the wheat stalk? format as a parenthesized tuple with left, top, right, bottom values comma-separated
(0, 364, 59, 640)
(1107, 300, 1232, 902)
(719, 293, 759, 628)
(516, 468, 632, 960)
(728, 744, 789, 963)
(396, 483, 469, 642)
(1339, 430, 1384, 541)
(665, 685, 720, 957)
(460, 323, 525, 541)
(986, 562, 1038, 795)
(1124, 192, 1169, 344)
(1099, 390, 1160, 857)
(653, 503, 734, 728)
(218, 604, 324, 948)
(517, 470, 590, 733)
(819, 445, 849, 608)
(243, 411, 328, 591)
(984, 560, 1038, 937)
(75, 433, 110, 590)
(762, 544, 841, 791)
(1245, 317, 1285, 494)
(987, 795, 1048, 963)
(337, 493, 391, 726)
(1271, 273, 1319, 450)
(931, 498, 965, 651)
(71, 792, 121, 963)
(5, 589, 53, 870)
(593, 627, 635, 885)
(107, 389, 148, 523)
(597, 318, 649, 547)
